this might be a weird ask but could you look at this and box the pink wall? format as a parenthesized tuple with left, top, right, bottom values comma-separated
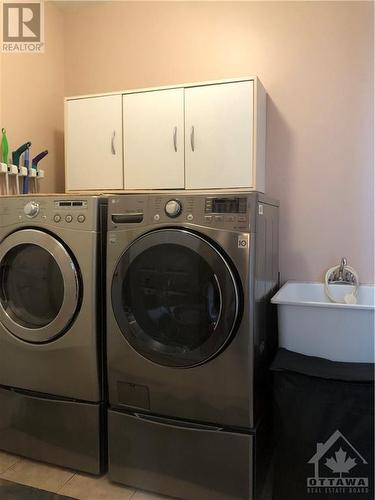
(1, 2, 65, 193)
(63, 1, 374, 283)
(1, 2, 373, 283)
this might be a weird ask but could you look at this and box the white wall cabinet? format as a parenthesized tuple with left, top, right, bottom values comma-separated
(123, 89, 184, 189)
(185, 81, 254, 189)
(65, 78, 266, 192)
(65, 95, 123, 191)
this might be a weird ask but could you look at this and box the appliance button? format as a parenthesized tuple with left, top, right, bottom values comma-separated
(238, 216, 246, 222)
(204, 215, 212, 222)
(65, 214, 73, 223)
(24, 201, 40, 218)
(214, 215, 223, 222)
(226, 215, 235, 222)
(53, 214, 61, 222)
(165, 199, 182, 218)
(187, 214, 194, 221)
(77, 214, 86, 223)
(154, 214, 160, 221)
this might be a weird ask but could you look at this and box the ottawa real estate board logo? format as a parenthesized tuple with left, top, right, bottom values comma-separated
(307, 430, 370, 495)
(1, 0, 44, 52)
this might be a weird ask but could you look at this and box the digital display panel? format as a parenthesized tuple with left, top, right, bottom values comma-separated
(205, 197, 247, 214)
(54, 200, 87, 209)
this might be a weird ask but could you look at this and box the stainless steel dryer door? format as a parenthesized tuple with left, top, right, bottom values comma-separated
(111, 228, 241, 368)
(0, 229, 80, 343)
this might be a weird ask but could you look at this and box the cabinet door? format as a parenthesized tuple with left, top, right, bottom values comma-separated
(123, 89, 184, 189)
(185, 81, 253, 189)
(65, 95, 123, 191)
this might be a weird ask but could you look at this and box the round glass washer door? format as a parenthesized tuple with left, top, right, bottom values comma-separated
(111, 229, 241, 368)
(0, 229, 80, 343)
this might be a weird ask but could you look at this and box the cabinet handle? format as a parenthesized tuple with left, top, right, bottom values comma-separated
(173, 126, 177, 152)
(133, 412, 223, 432)
(190, 126, 195, 152)
(111, 131, 116, 155)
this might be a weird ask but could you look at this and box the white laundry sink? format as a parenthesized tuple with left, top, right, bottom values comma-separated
(271, 282, 375, 363)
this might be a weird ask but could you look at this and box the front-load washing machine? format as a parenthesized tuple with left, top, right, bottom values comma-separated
(106, 192, 279, 499)
(0, 195, 107, 474)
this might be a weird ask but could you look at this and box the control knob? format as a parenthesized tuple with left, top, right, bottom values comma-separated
(165, 199, 182, 218)
(24, 201, 40, 218)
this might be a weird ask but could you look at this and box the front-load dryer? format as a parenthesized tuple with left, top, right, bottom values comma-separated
(106, 192, 279, 499)
(0, 195, 107, 474)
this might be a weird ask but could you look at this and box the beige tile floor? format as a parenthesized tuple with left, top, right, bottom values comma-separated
(0, 450, 172, 500)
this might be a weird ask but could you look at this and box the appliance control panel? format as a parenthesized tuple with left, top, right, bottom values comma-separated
(1, 197, 99, 230)
(51, 199, 89, 226)
(109, 194, 255, 232)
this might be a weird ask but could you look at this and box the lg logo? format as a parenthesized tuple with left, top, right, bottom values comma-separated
(238, 236, 249, 249)
(2, 1, 44, 52)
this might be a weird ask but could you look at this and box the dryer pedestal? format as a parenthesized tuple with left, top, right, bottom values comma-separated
(0, 386, 106, 475)
(108, 409, 272, 500)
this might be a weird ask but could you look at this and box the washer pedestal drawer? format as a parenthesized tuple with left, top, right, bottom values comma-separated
(0, 385, 105, 475)
(108, 409, 271, 500)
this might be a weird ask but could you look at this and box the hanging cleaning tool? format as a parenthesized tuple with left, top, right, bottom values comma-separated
(0, 129, 10, 195)
(31, 150, 48, 193)
(1, 129, 9, 164)
(12, 142, 31, 195)
(324, 257, 359, 304)
(23, 147, 30, 194)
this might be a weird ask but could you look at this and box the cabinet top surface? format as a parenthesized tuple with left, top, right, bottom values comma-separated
(65, 76, 261, 101)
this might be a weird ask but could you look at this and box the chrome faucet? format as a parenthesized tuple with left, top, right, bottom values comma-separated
(327, 257, 357, 285)
(338, 257, 346, 281)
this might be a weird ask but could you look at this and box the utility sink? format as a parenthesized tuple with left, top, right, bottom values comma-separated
(271, 282, 375, 363)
